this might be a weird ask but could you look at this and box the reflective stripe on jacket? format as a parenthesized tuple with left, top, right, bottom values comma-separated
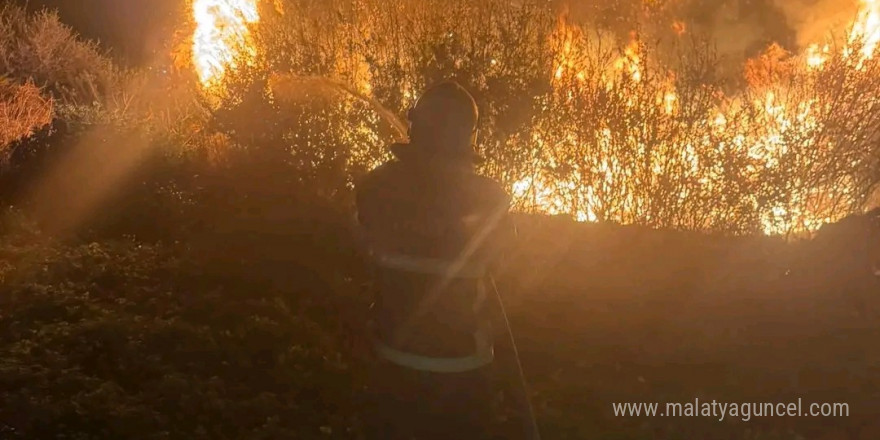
(354, 216, 495, 372)
(354, 156, 511, 372)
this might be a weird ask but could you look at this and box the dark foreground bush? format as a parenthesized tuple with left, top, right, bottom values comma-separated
(1, 202, 877, 440)
(0, 212, 363, 440)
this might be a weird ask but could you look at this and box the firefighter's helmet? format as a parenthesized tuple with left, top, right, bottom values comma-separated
(407, 81, 479, 160)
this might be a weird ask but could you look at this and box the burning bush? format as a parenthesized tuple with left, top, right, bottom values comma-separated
(0, 4, 143, 172)
(176, 0, 880, 236)
(0, 79, 53, 161)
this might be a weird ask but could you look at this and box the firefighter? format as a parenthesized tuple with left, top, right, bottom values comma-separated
(354, 81, 513, 440)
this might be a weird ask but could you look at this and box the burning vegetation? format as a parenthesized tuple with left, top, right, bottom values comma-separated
(185, 0, 880, 236)
(192, 0, 260, 88)
(2, 3, 880, 439)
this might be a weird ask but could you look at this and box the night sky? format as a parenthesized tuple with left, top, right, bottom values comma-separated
(14, 0, 182, 66)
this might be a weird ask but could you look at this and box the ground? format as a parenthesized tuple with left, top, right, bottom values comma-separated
(2, 202, 877, 439)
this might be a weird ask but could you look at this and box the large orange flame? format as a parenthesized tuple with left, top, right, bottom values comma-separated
(851, 0, 880, 63)
(192, 0, 259, 89)
(518, 0, 880, 235)
(187, 0, 879, 236)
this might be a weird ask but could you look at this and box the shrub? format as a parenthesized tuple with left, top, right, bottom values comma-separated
(185, 0, 880, 236)
(0, 210, 362, 439)
(0, 78, 53, 161)
(0, 5, 116, 106)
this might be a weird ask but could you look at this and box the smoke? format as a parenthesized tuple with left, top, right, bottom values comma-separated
(689, 0, 864, 59)
(683, 0, 796, 59)
(772, 0, 862, 48)
(555, 0, 864, 57)
(17, 0, 180, 67)
(681, 0, 864, 53)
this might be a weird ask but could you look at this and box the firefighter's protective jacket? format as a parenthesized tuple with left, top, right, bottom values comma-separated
(355, 144, 512, 373)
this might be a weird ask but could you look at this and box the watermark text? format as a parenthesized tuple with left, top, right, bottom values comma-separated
(612, 398, 849, 421)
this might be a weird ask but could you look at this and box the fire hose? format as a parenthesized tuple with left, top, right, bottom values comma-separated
(489, 275, 542, 440)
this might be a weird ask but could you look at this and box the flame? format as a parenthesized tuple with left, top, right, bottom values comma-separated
(806, 43, 830, 70)
(551, 20, 585, 83)
(186, 0, 879, 236)
(662, 91, 677, 114)
(522, 3, 880, 236)
(613, 37, 642, 82)
(192, 0, 260, 89)
(849, 0, 880, 63)
(810, 0, 880, 70)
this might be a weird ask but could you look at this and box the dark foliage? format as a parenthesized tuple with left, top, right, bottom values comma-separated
(0, 207, 368, 440)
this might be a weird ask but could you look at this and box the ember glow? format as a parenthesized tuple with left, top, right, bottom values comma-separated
(192, 0, 259, 89)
